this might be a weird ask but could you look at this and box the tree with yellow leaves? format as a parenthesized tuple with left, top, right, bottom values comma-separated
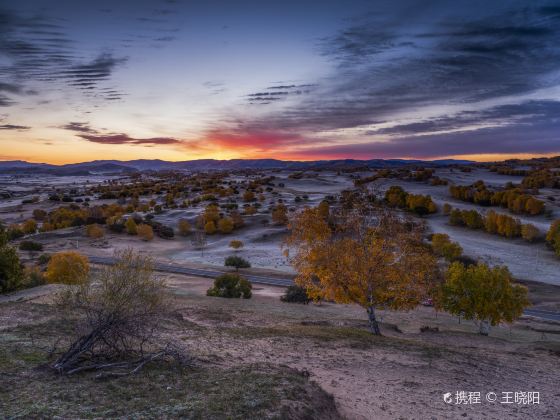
(272, 203, 288, 226)
(46, 251, 89, 285)
(218, 217, 234, 233)
(437, 262, 529, 335)
(286, 203, 438, 335)
(178, 219, 192, 236)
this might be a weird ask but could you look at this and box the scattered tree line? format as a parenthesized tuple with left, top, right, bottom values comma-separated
(446, 205, 541, 241)
(449, 181, 545, 216)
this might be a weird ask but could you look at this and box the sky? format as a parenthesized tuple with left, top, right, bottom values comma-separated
(1, 0, 560, 164)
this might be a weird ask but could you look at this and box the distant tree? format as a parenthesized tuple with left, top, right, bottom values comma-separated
(225, 255, 251, 271)
(546, 220, 560, 256)
(442, 203, 452, 215)
(243, 190, 256, 202)
(22, 219, 38, 235)
(46, 251, 89, 285)
(521, 224, 540, 242)
(218, 217, 234, 234)
(431, 233, 462, 262)
(86, 224, 105, 239)
(204, 220, 217, 234)
(0, 224, 24, 293)
(178, 219, 192, 236)
(19, 241, 43, 252)
(207, 273, 252, 299)
(317, 200, 330, 220)
(449, 209, 464, 226)
(191, 231, 207, 256)
(243, 205, 257, 216)
(125, 217, 138, 235)
(229, 239, 244, 250)
(137, 224, 154, 241)
(32, 209, 47, 221)
(384, 186, 408, 208)
(437, 262, 529, 335)
(271, 204, 288, 225)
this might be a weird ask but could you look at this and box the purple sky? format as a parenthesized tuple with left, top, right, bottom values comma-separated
(1, 0, 560, 163)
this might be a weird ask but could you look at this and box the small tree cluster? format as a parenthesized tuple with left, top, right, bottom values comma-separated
(448, 207, 539, 241)
(449, 182, 545, 216)
(384, 186, 437, 215)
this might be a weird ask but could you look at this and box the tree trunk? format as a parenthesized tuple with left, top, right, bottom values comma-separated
(479, 319, 490, 336)
(367, 306, 381, 335)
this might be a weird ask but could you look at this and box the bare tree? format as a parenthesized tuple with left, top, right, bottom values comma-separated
(53, 249, 188, 376)
(191, 231, 207, 256)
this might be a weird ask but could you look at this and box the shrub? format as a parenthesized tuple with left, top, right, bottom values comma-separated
(53, 249, 176, 375)
(521, 224, 540, 242)
(442, 203, 452, 215)
(272, 204, 288, 225)
(46, 251, 89, 285)
(0, 243, 24, 293)
(280, 285, 310, 304)
(125, 217, 138, 235)
(22, 219, 38, 234)
(431, 233, 462, 262)
(86, 224, 105, 239)
(207, 273, 252, 299)
(546, 220, 560, 256)
(19, 241, 43, 252)
(204, 220, 217, 234)
(7, 225, 24, 241)
(38, 253, 51, 265)
(178, 219, 191, 236)
(157, 225, 175, 239)
(137, 224, 154, 241)
(449, 209, 464, 226)
(24, 266, 46, 288)
(218, 217, 234, 233)
(225, 255, 251, 270)
(229, 240, 244, 250)
(32, 209, 47, 221)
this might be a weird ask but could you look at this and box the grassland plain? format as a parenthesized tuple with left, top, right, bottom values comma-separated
(1, 274, 559, 419)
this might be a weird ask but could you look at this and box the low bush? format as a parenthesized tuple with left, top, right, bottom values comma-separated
(207, 273, 252, 299)
(19, 241, 43, 252)
(225, 255, 251, 270)
(280, 285, 311, 304)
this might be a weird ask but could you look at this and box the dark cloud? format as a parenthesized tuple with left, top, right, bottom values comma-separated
(78, 133, 183, 146)
(0, 8, 127, 103)
(371, 101, 560, 136)
(0, 123, 30, 130)
(61, 122, 97, 133)
(219, 2, 560, 158)
(246, 84, 315, 105)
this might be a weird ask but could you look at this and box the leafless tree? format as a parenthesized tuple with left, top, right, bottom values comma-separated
(53, 249, 189, 377)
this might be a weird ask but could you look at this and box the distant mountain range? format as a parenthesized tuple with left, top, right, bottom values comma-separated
(0, 158, 474, 176)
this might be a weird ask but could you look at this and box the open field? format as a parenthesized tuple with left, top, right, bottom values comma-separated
(1, 273, 560, 419)
(4, 166, 560, 283)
